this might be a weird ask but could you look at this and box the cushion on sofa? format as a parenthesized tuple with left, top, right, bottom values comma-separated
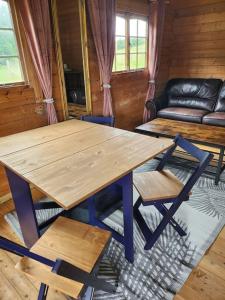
(166, 78, 222, 112)
(215, 83, 225, 112)
(202, 112, 225, 127)
(157, 107, 208, 123)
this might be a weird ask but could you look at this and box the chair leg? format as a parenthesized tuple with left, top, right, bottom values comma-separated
(154, 203, 186, 237)
(88, 196, 97, 225)
(133, 197, 152, 241)
(37, 283, 48, 300)
(145, 200, 184, 250)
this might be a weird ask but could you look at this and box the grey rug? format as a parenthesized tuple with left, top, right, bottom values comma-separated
(94, 159, 225, 300)
(5, 159, 225, 300)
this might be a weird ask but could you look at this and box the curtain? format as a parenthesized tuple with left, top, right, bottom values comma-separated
(143, 0, 166, 122)
(17, 0, 58, 124)
(87, 0, 116, 117)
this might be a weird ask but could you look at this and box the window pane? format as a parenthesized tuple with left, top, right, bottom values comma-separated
(112, 57, 116, 72)
(130, 37, 137, 53)
(138, 19, 147, 37)
(0, 29, 18, 56)
(116, 16, 125, 36)
(130, 54, 137, 70)
(116, 37, 125, 54)
(130, 19, 137, 36)
(115, 54, 126, 71)
(0, 0, 12, 28)
(0, 57, 24, 84)
(137, 53, 146, 69)
(137, 38, 146, 53)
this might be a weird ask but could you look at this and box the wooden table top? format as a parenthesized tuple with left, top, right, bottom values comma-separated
(136, 118, 225, 148)
(0, 119, 173, 210)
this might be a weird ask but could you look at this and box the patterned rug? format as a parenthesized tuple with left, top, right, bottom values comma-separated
(5, 159, 225, 300)
(94, 159, 225, 300)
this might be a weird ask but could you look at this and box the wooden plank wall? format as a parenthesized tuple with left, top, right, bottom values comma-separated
(169, 0, 225, 79)
(56, 0, 83, 72)
(0, 3, 65, 202)
(88, 0, 225, 130)
(88, 0, 173, 130)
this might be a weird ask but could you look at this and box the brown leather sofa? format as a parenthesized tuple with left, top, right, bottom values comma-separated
(146, 78, 225, 127)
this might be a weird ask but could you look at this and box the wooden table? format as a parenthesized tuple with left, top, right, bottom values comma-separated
(0, 119, 173, 262)
(136, 118, 225, 185)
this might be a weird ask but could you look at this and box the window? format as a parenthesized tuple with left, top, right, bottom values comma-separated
(0, 0, 25, 85)
(113, 15, 148, 73)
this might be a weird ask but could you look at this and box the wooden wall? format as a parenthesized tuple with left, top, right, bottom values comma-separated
(88, 0, 225, 131)
(88, 0, 173, 130)
(0, 2, 65, 201)
(56, 0, 83, 72)
(169, 0, 225, 80)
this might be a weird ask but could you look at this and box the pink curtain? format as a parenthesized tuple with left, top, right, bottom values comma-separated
(143, 0, 166, 122)
(87, 0, 116, 117)
(17, 0, 58, 124)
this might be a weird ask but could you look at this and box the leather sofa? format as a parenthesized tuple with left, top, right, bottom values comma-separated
(146, 78, 225, 127)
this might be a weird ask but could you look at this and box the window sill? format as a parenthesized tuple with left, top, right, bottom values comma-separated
(112, 68, 147, 76)
(0, 82, 30, 89)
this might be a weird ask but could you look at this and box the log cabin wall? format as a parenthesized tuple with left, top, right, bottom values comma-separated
(0, 1, 65, 202)
(88, 0, 173, 130)
(169, 0, 225, 80)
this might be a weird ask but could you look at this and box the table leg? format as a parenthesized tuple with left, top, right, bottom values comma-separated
(5, 168, 40, 248)
(215, 147, 224, 185)
(120, 172, 134, 263)
(87, 173, 134, 263)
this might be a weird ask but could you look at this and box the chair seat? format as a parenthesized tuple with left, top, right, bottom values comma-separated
(133, 170, 184, 202)
(16, 216, 111, 298)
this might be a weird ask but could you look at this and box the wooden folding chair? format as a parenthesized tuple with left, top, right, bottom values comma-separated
(80, 115, 115, 127)
(133, 134, 213, 251)
(0, 217, 115, 299)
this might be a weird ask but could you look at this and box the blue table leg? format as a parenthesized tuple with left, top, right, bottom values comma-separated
(119, 172, 134, 263)
(88, 172, 134, 263)
(5, 168, 40, 248)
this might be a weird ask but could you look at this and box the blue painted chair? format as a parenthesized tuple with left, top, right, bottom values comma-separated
(0, 217, 115, 299)
(133, 135, 213, 250)
(80, 115, 115, 127)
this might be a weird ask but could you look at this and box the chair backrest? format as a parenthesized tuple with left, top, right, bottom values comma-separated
(157, 134, 213, 198)
(81, 115, 115, 127)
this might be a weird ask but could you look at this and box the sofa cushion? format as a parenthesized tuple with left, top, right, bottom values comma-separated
(215, 82, 225, 112)
(202, 112, 225, 127)
(166, 78, 222, 112)
(157, 107, 208, 123)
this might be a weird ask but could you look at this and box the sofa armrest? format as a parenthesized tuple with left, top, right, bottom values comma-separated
(146, 95, 168, 113)
(145, 100, 157, 120)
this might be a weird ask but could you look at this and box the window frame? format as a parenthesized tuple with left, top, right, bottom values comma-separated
(113, 13, 148, 74)
(0, 0, 27, 87)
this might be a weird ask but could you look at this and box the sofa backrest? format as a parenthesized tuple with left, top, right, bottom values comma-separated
(166, 78, 222, 112)
(215, 82, 225, 112)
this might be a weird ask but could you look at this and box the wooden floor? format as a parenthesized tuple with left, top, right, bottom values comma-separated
(175, 226, 225, 300)
(0, 200, 224, 300)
